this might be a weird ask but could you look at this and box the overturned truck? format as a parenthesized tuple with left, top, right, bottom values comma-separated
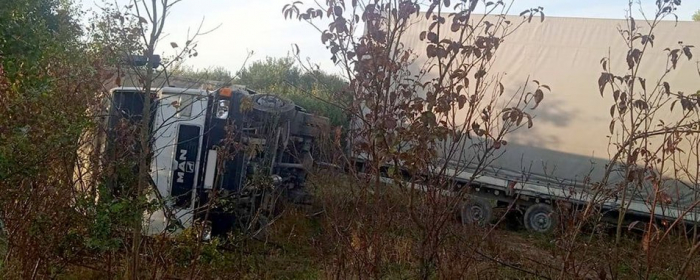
(76, 76, 329, 237)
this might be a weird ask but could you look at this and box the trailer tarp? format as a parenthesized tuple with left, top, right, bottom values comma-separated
(386, 13, 700, 205)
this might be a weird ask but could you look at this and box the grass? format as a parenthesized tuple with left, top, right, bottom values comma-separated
(4, 170, 700, 279)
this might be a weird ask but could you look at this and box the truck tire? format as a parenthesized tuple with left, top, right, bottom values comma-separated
(251, 94, 296, 119)
(523, 203, 558, 234)
(461, 196, 493, 226)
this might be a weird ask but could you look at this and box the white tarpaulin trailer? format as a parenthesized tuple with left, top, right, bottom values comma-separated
(352, 11, 700, 229)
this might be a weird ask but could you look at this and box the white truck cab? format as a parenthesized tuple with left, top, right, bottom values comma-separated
(97, 84, 329, 236)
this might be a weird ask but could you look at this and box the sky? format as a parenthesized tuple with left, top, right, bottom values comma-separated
(75, 0, 700, 77)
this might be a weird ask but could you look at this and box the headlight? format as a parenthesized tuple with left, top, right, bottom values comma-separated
(216, 100, 229, 119)
(200, 221, 212, 242)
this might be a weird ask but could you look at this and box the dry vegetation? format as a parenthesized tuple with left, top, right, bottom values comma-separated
(2, 0, 700, 279)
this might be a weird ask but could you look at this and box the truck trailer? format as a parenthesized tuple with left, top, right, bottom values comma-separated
(348, 12, 700, 234)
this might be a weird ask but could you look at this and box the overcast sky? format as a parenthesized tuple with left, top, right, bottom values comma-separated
(76, 0, 700, 76)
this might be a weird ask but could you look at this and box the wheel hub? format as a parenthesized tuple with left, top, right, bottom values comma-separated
(470, 206, 483, 220)
(532, 212, 551, 231)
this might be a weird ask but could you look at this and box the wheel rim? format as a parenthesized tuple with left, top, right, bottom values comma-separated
(256, 95, 288, 110)
(531, 212, 552, 232)
(470, 206, 484, 221)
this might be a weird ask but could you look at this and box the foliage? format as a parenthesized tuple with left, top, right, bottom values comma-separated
(2, 0, 700, 278)
(0, 0, 115, 278)
(0, 0, 83, 83)
(693, 9, 700, 21)
(234, 56, 350, 129)
(170, 64, 235, 84)
(283, 0, 550, 278)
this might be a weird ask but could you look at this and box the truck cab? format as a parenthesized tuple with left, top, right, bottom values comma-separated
(100, 84, 329, 237)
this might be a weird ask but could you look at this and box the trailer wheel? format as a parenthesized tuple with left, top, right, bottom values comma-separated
(524, 203, 558, 234)
(461, 197, 493, 226)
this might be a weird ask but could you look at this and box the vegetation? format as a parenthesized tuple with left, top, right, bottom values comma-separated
(1, 0, 700, 279)
(235, 57, 349, 128)
(172, 57, 350, 129)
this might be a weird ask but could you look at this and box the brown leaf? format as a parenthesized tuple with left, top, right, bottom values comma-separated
(333, 5, 342, 16)
(683, 45, 694, 60)
(609, 120, 615, 134)
(598, 72, 611, 96)
(427, 32, 438, 43)
(630, 16, 636, 32)
(170, 42, 178, 48)
(610, 105, 615, 117)
(634, 100, 648, 110)
(670, 49, 680, 69)
(531, 89, 544, 109)
(457, 94, 467, 109)
(627, 49, 641, 69)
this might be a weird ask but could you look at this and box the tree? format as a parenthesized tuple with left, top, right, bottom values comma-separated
(551, 1, 700, 278)
(0, 0, 113, 277)
(284, 0, 549, 278)
(693, 9, 700, 21)
(170, 64, 235, 83)
(234, 56, 349, 128)
(87, 0, 219, 278)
